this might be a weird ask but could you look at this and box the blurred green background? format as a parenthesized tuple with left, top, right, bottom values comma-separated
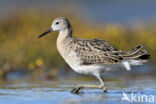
(0, 0, 156, 79)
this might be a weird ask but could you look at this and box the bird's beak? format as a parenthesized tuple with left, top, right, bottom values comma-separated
(38, 28, 53, 38)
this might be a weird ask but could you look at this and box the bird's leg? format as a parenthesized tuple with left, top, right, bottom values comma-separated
(71, 74, 107, 94)
(96, 74, 107, 92)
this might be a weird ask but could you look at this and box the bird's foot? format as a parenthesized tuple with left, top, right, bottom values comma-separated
(71, 87, 83, 94)
(100, 85, 107, 92)
(101, 86, 107, 92)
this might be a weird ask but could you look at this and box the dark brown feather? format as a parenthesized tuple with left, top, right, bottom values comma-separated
(69, 38, 123, 65)
(68, 38, 150, 65)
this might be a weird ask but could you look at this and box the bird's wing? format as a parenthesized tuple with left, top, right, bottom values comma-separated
(69, 38, 123, 65)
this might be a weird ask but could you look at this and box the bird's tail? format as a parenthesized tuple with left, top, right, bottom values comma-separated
(120, 45, 150, 61)
(120, 45, 150, 71)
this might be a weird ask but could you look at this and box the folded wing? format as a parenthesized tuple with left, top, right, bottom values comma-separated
(69, 38, 150, 65)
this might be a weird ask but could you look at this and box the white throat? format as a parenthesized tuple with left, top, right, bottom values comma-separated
(57, 28, 72, 42)
(56, 28, 72, 58)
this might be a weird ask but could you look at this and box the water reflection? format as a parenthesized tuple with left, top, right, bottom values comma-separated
(0, 73, 155, 104)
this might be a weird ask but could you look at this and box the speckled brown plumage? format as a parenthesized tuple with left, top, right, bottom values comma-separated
(68, 37, 148, 65)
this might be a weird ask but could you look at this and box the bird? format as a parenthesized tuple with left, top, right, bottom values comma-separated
(38, 17, 150, 94)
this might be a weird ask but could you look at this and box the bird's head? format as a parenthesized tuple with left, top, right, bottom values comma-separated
(38, 17, 71, 38)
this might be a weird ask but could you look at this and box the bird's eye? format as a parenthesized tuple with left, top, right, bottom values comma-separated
(56, 22, 59, 25)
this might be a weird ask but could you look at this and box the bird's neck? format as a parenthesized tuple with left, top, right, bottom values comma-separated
(57, 27, 72, 42)
(57, 28, 72, 57)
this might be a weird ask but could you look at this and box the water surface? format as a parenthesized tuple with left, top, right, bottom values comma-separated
(0, 72, 156, 104)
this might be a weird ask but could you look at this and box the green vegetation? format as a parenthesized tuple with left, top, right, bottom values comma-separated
(0, 10, 155, 78)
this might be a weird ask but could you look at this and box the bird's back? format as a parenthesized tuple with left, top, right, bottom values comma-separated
(67, 37, 150, 66)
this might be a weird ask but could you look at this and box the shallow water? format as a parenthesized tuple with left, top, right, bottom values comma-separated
(0, 73, 156, 104)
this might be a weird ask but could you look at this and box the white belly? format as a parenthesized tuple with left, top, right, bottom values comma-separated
(57, 44, 122, 75)
(70, 64, 105, 75)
